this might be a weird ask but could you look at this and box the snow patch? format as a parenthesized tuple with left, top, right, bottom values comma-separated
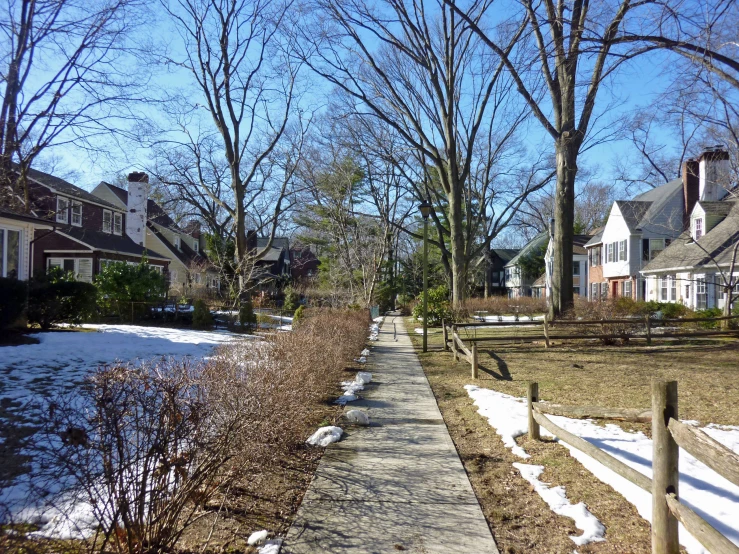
(467, 386, 739, 554)
(248, 529, 269, 545)
(345, 410, 370, 426)
(258, 538, 283, 554)
(355, 372, 372, 385)
(360, 348, 370, 357)
(513, 463, 605, 546)
(307, 426, 343, 447)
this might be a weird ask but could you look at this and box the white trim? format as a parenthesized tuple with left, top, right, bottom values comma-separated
(56, 196, 69, 223)
(43, 249, 94, 253)
(53, 231, 170, 261)
(103, 209, 112, 233)
(71, 201, 82, 226)
(113, 212, 122, 236)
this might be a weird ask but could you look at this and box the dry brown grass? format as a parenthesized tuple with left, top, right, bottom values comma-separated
(409, 318, 738, 553)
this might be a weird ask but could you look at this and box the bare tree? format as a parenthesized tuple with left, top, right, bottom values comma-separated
(158, 0, 309, 296)
(0, 0, 146, 208)
(297, 0, 549, 307)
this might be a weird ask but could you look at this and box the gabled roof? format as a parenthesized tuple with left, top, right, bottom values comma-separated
(642, 200, 739, 272)
(585, 230, 604, 247)
(491, 248, 519, 263)
(19, 165, 121, 210)
(614, 201, 653, 232)
(0, 206, 54, 227)
(257, 237, 290, 250)
(532, 273, 546, 287)
(97, 181, 182, 231)
(147, 222, 211, 268)
(505, 232, 549, 267)
(55, 226, 169, 260)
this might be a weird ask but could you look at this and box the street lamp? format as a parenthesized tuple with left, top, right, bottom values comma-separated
(419, 199, 433, 352)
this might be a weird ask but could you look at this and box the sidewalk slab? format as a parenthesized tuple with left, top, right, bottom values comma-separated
(283, 316, 498, 554)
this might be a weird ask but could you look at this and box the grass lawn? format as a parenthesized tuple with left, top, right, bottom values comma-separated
(408, 317, 739, 553)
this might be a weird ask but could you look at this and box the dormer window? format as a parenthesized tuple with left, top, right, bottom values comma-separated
(71, 201, 82, 226)
(695, 218, 703, 239)
(174, 236, 181, 250)
(193, 241, 199, 253)
(103, 210, 112, 233)
(56, 197, 69, 223)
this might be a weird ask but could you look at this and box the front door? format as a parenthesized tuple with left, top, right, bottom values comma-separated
(612, 281, 618, 298)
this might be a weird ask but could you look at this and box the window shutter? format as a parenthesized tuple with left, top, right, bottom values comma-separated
(77, 259, 93, 283)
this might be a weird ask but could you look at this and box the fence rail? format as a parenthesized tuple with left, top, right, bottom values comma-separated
(524, 380, 739, 554)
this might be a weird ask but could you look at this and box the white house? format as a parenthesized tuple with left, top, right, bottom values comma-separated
(641, 198, 739, 311)
(597, 147, 731, 300)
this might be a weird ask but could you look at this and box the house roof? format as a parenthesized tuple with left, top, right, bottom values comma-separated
(642, 200, 739, 272)
(256, 237, 290, 263)
(532, 273, 546, 287)
(614, 200, 653, 232)
(697, 201, 733, 217)
(0, 206, 54, 227)
(572, 235, 593, 255)
(505, 232, 549, 267)
(55, 226, 169, 260)
(585, 230, 604, 247)
(491, 248, 519, 263)
(98, 182, 182, 231)
(19, 165, 121, 210)
(147, 222, 211, 268)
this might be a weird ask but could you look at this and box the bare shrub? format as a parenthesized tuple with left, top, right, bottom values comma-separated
(462, 296, 547, 321)
(12, 309, 369, 554)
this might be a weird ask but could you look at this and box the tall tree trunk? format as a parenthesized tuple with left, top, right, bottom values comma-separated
(448, 187, 466, 308)
(550, 137, 577, 319)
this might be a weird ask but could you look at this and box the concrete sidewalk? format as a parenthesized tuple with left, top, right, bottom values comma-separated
(283, 316, 498, 554)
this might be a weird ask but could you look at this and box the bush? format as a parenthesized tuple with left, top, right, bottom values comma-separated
(0, 277, 27, 330)
(293, 304, 305, 325)
(282, 285, 300, 311)
(27, 268, 96, 329)
(192, 299, 213, 329)
(26, 308, 370, 553)
(411, 285, 451, 326)
(96, 259, 167, 318)
(695, 307, 723, 328)
(239, 297, 257, 332)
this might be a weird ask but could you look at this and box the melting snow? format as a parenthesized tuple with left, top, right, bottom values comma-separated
(514, 463, 605, 546)
(307, 426, 343, 447)
(466, 386, 739, 554)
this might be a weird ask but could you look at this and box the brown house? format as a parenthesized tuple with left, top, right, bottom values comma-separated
(10, 167, 169, 281)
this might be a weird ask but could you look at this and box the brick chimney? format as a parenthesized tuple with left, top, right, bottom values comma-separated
(698, 146, 730, 202)
(682, 158, 699, 227)
(126, 172, 149, 247)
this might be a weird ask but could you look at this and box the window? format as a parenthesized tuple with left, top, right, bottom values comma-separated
(56, 197, 69, 223)
(103, 210, 112, 233)
(600, 282, 608, 300)
(573, 286, 580, 296)
(149, 264, 162, 273)
(47, 257, 93, 283)
(170, 270, 178, 282)
(590, 246, 601, 266)
(573, 261, 580, 276)
(649, 239, 665, 261)
(606, 243, 613, 263)
(193, 241, 199, 253)
(660, 276, 669, 301)
(193, 272, 201, 284)
(670, 276, 677, 301)
(0, 227, 21, 278)
(113, 213, 123, 235)
(696, 278, 707, 310)
(591, 283, 599, 300)
(71, 202, 82, 226)
(695, 218, 703, 239)
(623, 280, 632, 299)
(619, 240, 627, 262)
(174, 236, 181, 250)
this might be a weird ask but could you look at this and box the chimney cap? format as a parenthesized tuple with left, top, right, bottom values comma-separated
(128, 171, 149, 183)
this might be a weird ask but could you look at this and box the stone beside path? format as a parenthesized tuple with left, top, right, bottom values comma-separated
(283, 316, 499, 554)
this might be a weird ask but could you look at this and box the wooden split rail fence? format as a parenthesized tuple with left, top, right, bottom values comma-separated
(442, 315, 739, 378)
(526, 380, 739, 554)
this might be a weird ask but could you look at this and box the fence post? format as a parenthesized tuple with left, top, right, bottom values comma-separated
(527, 382, 540, 441)
(645, 315, 652, 346)
(452, 324, 458, 361)
(442, 319, 449, 351)
(543, 315, 550, 348)
(652, 380, 679, 554)
(471, 343, 478, 379)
